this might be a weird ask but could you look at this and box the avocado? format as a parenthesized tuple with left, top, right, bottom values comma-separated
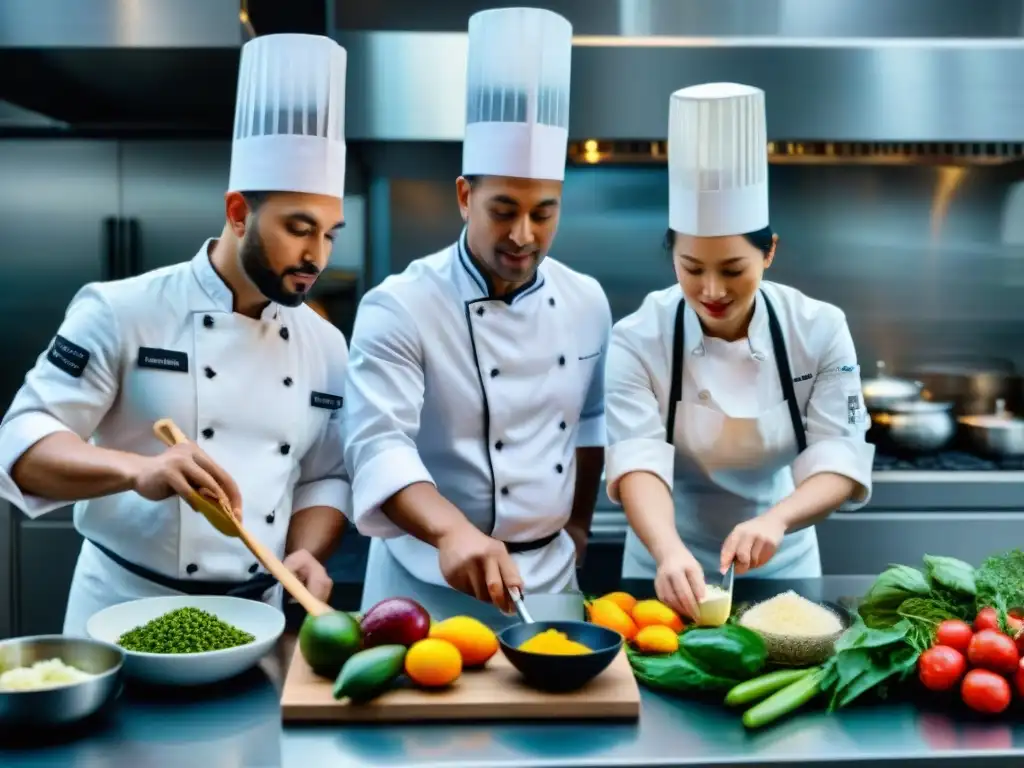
(333, 644, 407, 703)
(298, 611, 362, 679)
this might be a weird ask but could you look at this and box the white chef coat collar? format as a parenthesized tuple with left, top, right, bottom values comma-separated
(454, 227, 546, 306)
(685, 290, 768, 361)
(191, 238, 282, 322)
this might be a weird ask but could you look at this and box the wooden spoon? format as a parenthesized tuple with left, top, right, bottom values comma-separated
(152, 418, 333, 617)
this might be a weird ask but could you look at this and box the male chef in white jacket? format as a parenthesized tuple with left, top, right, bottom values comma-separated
(0, 34, 352, 636)
(344, 7, 611, 622)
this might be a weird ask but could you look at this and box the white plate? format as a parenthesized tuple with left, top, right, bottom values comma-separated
(86, 595, 285, 686)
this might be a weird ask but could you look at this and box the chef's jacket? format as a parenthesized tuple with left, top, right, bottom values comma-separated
(605, 281, 874, 578)
(0, 241, 351, 583)
(343, 230, 611, 594)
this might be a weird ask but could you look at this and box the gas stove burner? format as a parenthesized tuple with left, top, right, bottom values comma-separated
(873, 451, 1024, 472)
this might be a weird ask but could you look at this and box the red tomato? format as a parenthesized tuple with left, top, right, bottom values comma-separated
(968, 629, 1020, 675)
(1015, 657, 1024, 698)
(918, 645, 967, 691)
(961, 668, 1012, 714)
(975, 607, 1001, 633)
(935, 620, 973, 653)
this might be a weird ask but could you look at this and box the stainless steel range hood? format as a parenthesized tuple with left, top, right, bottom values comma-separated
(0, 0, 246, 132)
(335, 0, 1024, 146)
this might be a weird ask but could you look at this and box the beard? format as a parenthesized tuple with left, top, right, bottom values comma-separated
(239, 229, 318, 308)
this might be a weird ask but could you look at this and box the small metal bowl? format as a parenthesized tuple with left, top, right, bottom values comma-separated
(0, 635, 125, 727)
(736, 600, 852, 667)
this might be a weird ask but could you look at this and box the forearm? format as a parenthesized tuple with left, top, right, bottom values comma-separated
(618, 470, 683, 563)
(765, 472, 857, 532)
(11, 432, 142, 502)
(567, 447, 603, 534)
(286, 506, 346, 561)
(381, 481, 475, 547)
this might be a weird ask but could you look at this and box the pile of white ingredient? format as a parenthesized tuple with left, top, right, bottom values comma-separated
(0, 658, 96, 691)
(739, 590, 843, 637)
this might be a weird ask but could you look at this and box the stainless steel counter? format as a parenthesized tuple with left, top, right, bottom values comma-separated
(4, 576, 1024, 768)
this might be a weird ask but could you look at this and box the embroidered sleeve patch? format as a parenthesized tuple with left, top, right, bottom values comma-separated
(47, 335, 91, 379)
(311, 391, 344, 410)
(816, 364, 860, 383)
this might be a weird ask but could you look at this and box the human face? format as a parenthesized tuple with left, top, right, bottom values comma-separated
(672, 232, 777, 339)
(456, 175, 562, 295)
(235, 192, 344, 307)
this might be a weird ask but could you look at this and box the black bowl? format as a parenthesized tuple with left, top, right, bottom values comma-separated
(496, 621, 623, 693)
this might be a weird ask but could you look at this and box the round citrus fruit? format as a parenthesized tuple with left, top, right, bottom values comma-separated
(404, 638, 463, 688)
(586, 598, 638, 641)
(631, 599, 684, 632)
(599, 591, 637, 613)
(428, 615, 498, 667)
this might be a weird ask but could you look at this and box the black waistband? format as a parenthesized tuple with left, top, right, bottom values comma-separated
(503, 530, 560, 554)
(88, 539, 278, 600)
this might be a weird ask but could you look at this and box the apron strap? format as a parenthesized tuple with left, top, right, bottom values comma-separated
(761, 289, 809, 453)
(87, 538, 279, 600)
(663, 291, 808, 454)
(665, 297, 687, 440)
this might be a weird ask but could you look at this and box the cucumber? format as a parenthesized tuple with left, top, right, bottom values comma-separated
(741, 668, 826, 729)
(333, 644, 407, 703)
(725, 667, 818, 707)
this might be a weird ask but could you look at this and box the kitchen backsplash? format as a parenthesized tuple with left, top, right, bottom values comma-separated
(362, 141, 1024, 376)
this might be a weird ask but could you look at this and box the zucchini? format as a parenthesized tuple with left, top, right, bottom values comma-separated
(724, 667, 818, 707)
(741, 668, 826, 729)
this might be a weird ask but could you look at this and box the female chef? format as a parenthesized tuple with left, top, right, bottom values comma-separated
(604, 83, 875, 621)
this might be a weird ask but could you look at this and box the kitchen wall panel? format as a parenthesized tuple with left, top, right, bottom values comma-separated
(368, 150, 1024, 375)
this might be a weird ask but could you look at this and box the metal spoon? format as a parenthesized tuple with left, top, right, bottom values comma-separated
(509, 587, 535, 624)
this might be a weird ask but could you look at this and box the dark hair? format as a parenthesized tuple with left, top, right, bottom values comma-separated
(240, 191, 274, 211)
(462, 175, 481, 188)
(663, 225, 776, 255)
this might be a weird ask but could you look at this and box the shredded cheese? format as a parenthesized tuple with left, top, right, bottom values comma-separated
(739, 590, 842, 637)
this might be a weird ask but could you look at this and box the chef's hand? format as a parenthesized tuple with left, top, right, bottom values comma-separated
(720, 516, 787, 576)
(131, 442, 244, 520)
(283, 549, 333, 603)
(437, 524, 523, 613)
(655, 545, 706, 622)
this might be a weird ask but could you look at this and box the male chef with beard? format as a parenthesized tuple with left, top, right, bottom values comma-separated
(0, 33, 352, 636)
(344, 7, 612, 622)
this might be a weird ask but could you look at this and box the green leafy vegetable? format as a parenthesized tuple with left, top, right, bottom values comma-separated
(923, 555, 976, 596)
(976, 549, 1024, 620)
(626, 646, 741, 694)
(679, 624, 767, 679)
(820, 617, 919, 711)
(857, 565, 931, 628)
(117, 607, 255, 654)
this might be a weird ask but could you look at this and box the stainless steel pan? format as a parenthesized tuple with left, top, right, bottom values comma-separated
(868, 399, 956, 454)
(861, 360, 924, 412)
(900, 356, 1022, 417)
(958, 399, 1024, 456)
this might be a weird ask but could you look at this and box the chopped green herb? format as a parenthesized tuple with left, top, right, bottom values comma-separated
(117, 607, 255, 654)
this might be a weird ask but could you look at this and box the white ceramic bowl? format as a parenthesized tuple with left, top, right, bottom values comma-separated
(86, 596, 285, 687)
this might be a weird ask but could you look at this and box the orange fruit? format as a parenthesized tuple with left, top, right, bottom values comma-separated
(633, 625, 680, 655)
(428, 615, 499, 667)
(586, 598, 638, 641)
(405, 638, 463, 688)
(599, 591, 637, 613)
(631, 599, 684, 633)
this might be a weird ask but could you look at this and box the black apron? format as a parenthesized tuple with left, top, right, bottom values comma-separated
(664, 289, 808, 452)
(88, 539, 278, 600)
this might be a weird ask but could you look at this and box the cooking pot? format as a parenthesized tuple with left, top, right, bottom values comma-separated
(900, 357, 1022, 417)
(861, 360, 924, 412)
(958, 398, 1024, 456)
(868, 399, 956, 454)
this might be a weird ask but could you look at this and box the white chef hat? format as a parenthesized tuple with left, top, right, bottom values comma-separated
(228, 33, 347, 200)
(462, 7, 573, 182)
(668, 82, 769, 237)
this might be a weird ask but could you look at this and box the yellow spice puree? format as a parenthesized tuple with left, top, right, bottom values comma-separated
(519, 628, 592, 655)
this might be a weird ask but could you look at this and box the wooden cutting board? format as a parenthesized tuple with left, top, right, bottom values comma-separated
(280, 644, 641, 722)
